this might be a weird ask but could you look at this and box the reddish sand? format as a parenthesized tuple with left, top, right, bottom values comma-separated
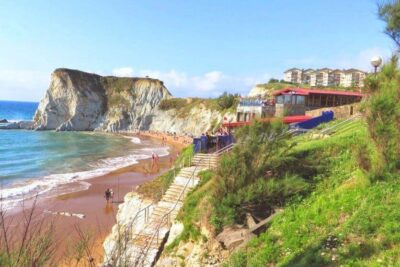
(3, 135, 186, 266)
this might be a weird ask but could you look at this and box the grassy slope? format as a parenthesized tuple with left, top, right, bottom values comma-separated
(137, 145, 194, 202)
(226, 120, 400, 266)
(159, 97, 237, 118)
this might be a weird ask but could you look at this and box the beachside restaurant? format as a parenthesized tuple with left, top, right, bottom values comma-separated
(273, 88, 363, 116)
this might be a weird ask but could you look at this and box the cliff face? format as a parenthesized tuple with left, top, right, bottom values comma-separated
(150, 106, 235, 136)
(33, 68, 172, 131)
(34, 68, 235, 134)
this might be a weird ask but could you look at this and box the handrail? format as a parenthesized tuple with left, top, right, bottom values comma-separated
(214, 143, 235, 155)
(320, 114, 361, 135)
(106, 201, 154, 264)
(135, 157, 203, 266)
(134, 147, 231, 266)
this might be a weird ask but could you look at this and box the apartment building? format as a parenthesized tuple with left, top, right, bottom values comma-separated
(316, 68, 330, 87)
(330, 69, 346, 87)
(283, 68, 303, 84)
(283, 68, 367, 88)
(302, 69, 316, 86)
(347, 69, 366, 87)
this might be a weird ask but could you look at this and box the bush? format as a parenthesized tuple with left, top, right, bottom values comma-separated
(209, 121, 316, 230)
(216, 92, 239, 111)
(158, 98, 187, 110)
(364, 56, 400, 173)
(137, 145, 194, 201)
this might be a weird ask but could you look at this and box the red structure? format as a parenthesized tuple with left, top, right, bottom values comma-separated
(273, 88, 363, 116)
(223, 115, 311, 129)
(226, 87, 364, 130)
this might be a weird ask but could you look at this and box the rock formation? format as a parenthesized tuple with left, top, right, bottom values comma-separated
(33, 68, 235, 135)
(33, 68, 172, 131)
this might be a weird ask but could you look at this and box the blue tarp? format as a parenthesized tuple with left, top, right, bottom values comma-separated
(293, 111, 334, 130)
(193, 135, 234, 154)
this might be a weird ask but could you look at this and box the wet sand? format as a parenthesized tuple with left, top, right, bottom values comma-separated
(4, 135, 186, 265)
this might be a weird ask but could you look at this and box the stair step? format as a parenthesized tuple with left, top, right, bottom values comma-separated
(133, 235, 163, 249)
(162, 196, 184, 203)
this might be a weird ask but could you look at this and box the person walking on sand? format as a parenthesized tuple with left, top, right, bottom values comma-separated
(104, 188, 113, 203)
(152, 152, 159, 169)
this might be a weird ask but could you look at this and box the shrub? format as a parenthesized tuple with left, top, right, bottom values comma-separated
(209, 120, 315, 230)
(158, 98, 187, 110)
(216, 92, 239, 111)
(364, 56, 400, 173)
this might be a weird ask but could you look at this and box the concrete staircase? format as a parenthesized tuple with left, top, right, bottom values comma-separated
(191, 153, 220, 169)
(126, 164, 210, 267)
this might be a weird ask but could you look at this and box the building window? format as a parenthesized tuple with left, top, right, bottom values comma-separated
(284, 95, 291, 104)
(276, 96, 283, 104)
(296, 95, 305, 105)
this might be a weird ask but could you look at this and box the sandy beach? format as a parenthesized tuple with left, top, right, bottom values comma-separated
(3, 134, 187, 265)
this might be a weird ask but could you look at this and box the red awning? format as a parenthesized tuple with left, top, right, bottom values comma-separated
(223, 115, 311, 128)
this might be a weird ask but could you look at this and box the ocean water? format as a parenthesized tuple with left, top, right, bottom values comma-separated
(0, 100, 38, 121)
(0, 100, 168, 209)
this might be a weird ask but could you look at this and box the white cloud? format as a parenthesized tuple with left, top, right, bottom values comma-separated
(0, 67, 273, 102)
(335, 47, 393, 71)
(0, 69, 50, 102)
(112, 67, 134, 77)
(111, 67, 272, 97)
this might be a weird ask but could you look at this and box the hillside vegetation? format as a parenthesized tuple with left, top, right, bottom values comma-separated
(158, 92, 239, 117)
(167, 113, 399, 266)
(163, 51, 400, 265)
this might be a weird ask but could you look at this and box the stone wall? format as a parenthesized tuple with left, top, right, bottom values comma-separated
(305, 103, 361, 119)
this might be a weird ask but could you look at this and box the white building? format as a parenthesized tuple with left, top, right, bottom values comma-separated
(348, 69, 366, 88)
(283, 68, 303, 84)
(316, 68, 331, 87)
(302, 69, 317, 86)
(329, 69, 346, 87)
(283, 68, 367, 88)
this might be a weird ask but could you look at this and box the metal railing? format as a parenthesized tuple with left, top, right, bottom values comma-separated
(319, 114, 362, 135)
(133, 146, 232, 266)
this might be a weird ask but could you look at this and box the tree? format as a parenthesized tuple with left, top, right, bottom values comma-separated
(379, 0, 400, 49)
(216, 92, 239, 110)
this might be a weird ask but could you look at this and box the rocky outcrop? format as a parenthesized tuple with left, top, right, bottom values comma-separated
(34, 68, 234, 135)
(0, 121, 33, 130)
(156, 223, 229, 267)
(248, 84, 272, 97)
(33, 68, 172, 131)
(150, 107, 235, 136)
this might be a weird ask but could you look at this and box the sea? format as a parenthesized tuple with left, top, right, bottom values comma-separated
(0, 100, 169, 209)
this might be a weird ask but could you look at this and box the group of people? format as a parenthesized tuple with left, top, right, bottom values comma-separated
(200, 128, 232, 153)
(137, 130, 193, 145)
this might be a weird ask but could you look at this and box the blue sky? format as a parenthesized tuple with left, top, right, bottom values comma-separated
(0, 0, 394, 101)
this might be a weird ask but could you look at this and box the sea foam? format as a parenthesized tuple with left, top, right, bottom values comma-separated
(0, 142, 170, 210)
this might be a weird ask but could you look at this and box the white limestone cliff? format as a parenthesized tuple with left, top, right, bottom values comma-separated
(33, 68, 235, 135)
(33, 68, 172, 131)
(248, 84, 272, 97)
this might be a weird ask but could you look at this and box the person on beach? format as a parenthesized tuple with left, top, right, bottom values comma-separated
(151, 152, 159, 169)
(104, 188, 113, 203)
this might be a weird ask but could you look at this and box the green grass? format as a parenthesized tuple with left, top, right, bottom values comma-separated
(166, 170, 215, 251)
(224, 119, 400, 266)
(137, 145, 194, 201)
(159, 97, 237, 119)
(162, 119, 400, 266)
